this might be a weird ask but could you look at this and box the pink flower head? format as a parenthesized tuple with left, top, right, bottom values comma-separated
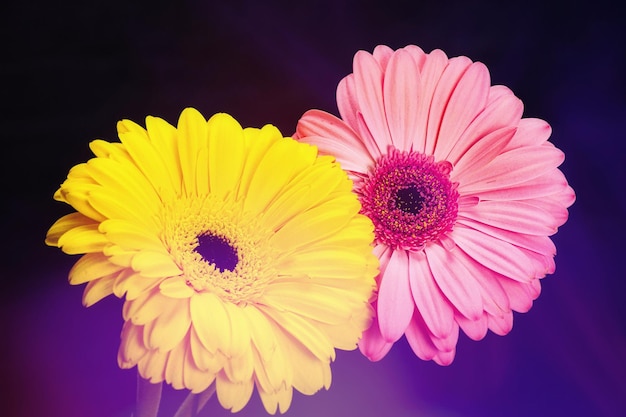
(295, 45, 575, 365)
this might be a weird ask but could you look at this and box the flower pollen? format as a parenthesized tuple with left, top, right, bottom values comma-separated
(359, 146, 459, 251)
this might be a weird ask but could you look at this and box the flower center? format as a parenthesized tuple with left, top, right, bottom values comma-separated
(194, 234, 238, 272)
(394, 186, 424, 214)
(161, 196, 277, 303)
(358, 147, 459, 251)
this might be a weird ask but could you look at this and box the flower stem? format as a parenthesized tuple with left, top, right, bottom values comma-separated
(173, 383, 217, 417)
(134, 373, 163, 417)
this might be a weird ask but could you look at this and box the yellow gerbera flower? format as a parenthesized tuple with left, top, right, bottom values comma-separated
(46, 108, 378, 414)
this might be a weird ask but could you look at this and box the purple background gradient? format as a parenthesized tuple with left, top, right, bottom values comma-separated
(2, 1, 625, 416)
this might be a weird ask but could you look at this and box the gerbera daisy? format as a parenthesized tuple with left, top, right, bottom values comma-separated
(295, 45, 574, 365)
(46, 108, 378, 414)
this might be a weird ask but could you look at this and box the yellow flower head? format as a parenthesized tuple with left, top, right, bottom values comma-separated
(46, 108, 378, 413)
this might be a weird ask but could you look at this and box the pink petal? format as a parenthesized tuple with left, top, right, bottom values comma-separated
(456, 312, 488, 341)
(408, 251, 455, 338)
(358, 306, 394, 361)
(452, 226, 535, 283)
(530, 277, 542, 297)
(336, 74, 361, 133)
(295, 110, 374, 172)
(453, 247, 511, 313)
(337, 75, 385, 159)
(451, 126, 516, 178)
(540, 252, 556, 275)
(498, 278, 539, 313)
(430, 321, 460, 352)
(413, 49, 448, 154)
(405, 310, 438, 361)
(424, 55, 473, 155)
(521, 196, 572, 229)
(466, 169, 569, 201)
(402, 45, 427, 70)
(424, 243, 483, 320)
(383, 49, 421, 150)
(505, 118, 552, 150)
(353, 50, 393, 149)
(555, 184, 577, 208)
(372, 45, 394, 70)
(446, 90, 523, 165)
(457, 145, 565, 193)
(433, 349, 456, 366)
(374, 243, 393, 268)
(434, 62, 491, 162)
(377, 250, 415, 343)
(459, 200, 559, 235)
(487, 85, 516, 102)
(487, 311, 514, 335)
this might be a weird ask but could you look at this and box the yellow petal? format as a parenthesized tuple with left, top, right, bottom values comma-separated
(183, 342, 216, 393)
(137, 347, 169, 383)
(277, 246, 374, 280)
(270, 195, 359, 252)
(124, 274, 168, 301)
(216, 371, 254, 413)
(243, 138, 317, 216)
(117, 320, 149, 368)
(261, 282, 356, 324)
(46, 212, 97, 247)
(258, 306, 335, 362)
(118, 129, 178, 201)
(143, 298, 190, 351)
(190, 292, 231, 355)
(259, 162, 345, 231)
(251, 342, 290, 395)
(224, 349, 254, 384)
(257, 381, 293, 415)
(317, 306, 373, 350)
(274, 327, 332, 395)
(130, 250, 182, 278)
(99, 219, 165, 253)
(117, 117, 148, 137)
(159, 277, 195, 298)
(177, 108, 208, 196)
(243, 305, 277, 363)
(89, 139, 129, 160)
(223, 302, 250, 358)
(86, 156, 161, 216)
(189, 326, 227, 373)
(195, 145, 210, 196)
(69, 252, 125, 285)
(82, 274, 115, 306)
(207, 113, 245, 199)
(57, 184, 106, 223)
(87, 187, 158, 231)
(102, 244, 135, 268)
(164, 334, 188, 390)
(236, 125, 282, 199)
(57, 224, 108, 254)
(145, 116, 182, 196)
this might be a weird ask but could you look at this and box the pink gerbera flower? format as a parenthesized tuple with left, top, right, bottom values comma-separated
(295, 45, 575, 365)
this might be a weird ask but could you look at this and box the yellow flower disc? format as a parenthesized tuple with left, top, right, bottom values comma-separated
(46, 108, 378, 414)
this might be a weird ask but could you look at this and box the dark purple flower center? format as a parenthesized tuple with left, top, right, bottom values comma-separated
(394, 186, 424, 214)
(359, 147, 459, 251)
(194, 233, 238, 272)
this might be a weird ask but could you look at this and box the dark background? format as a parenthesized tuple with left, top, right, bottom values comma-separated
(2, 1, 625, 416)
